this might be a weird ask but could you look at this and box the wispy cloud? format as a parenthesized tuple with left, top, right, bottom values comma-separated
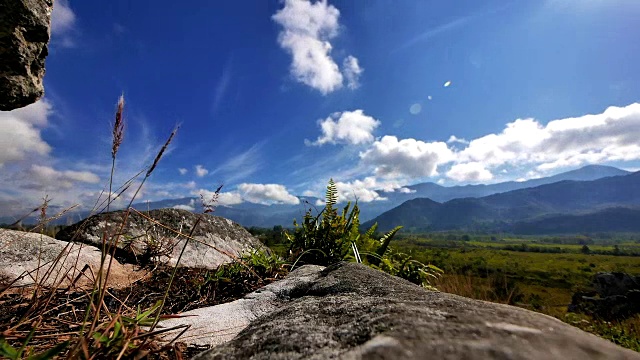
(209, 142, 265, 184)
(51, 0, 77, 48)
(212, 57, 233, 114)
(393, 3, 511, 53)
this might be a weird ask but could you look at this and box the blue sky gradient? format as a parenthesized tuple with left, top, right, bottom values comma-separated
(1, 0, 639, 215)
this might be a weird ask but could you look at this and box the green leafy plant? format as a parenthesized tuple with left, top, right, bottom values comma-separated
(286, 179, 443, 288)
(0, 334, 68, 360)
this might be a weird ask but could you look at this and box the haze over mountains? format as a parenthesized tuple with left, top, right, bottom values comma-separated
(3, 165, 636, 234)
(111, 164, 629, 230)
(365, 168, 640, 233)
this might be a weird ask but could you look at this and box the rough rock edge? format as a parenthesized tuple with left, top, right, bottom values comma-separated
(192, 262, 640, 360)
(0, 0, 53, 110)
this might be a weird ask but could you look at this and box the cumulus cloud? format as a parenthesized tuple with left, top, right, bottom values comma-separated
(178, 168, 188, 175)
(195, 183, 300, 206)
(446, 162, 493, 182)
(456, 103, 640, 172)
(0, 100, 52, 166)
(343, 56, 363, 89)
(17, 165, 100, 191)
(195, 165, 209, 177)
(272, 0, 361, 94)
(310, 110, 380, 146)
(334, 178, 386, 203)
(360, 136, 454, 178)
(195, 189, 244, 207)
(238, 183, 300, 205)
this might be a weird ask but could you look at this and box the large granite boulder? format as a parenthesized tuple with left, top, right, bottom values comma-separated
(159, 262, 639, 359)
(0, 0, 53, 110)
(56, 208, 269, 269)
(0, 229, 142, 289)
(569, 272, 640, 320)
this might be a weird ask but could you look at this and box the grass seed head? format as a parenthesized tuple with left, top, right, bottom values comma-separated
(112, 95, 125, 159)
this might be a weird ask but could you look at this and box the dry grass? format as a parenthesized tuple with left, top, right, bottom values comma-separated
(0, 96, 238, 359)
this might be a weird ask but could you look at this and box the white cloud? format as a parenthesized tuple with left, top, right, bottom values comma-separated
(272, 0, 361, 94)
(238, 183, 300, 205)
(172, 199, 196, 212)
(51, 0, 76, 47)
(310, 110, 380, 146)
(0, 100, 52, 166)
(17, 165, 100, 191)
(195, 183, 300, 207)
(409, 103, 422, 115)
(456, 103, 640, 172)
(343, 56, 363, 89)
(195, 189, 244, 207)
(446, 162, 493, 182)
(173, 204, 195, 212)
(178, 168, 188, 175)
(398, 187, 416, 194)
(334, 177, 386, 203)
(315, 199, 326, 206)
(360, 136, 454, 178)
(447, 135, 469, 144)
(195, 165, 209, 177)
(302, 190, 317, 197)
(51, 0, 76, 34)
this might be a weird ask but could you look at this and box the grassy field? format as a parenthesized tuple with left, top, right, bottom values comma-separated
(392, 234, 640, 350)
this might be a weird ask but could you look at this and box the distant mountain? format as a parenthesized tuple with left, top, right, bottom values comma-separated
(364, 170, 640, 234)
(1, 165, 630, 229)
(129, 196, 318, 229)
(508, 207, 640, 234)
(360, 165, 630, 220)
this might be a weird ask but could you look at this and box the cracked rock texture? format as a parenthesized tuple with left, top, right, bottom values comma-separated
(0, 0, 53, 110)
(192, 262, 640, 360)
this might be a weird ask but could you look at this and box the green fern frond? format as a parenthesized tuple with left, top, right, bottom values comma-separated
(364, 222, 378, 239)
(325, 178, 338, 211)
(372, 226, 403, 265)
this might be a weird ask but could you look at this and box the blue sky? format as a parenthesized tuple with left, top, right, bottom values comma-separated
(1, 0, 640, 215)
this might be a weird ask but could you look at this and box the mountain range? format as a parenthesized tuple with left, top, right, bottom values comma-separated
(364, 169, 640, 233)
(2, 165, 635, 234)
(118, 164, 629, 230)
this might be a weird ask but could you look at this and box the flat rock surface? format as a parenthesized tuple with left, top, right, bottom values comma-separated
(193, 262, 640, 360)
(159, 265, 324, 347)
(0, 229, 143, 289)
(56, 208, 269, 269)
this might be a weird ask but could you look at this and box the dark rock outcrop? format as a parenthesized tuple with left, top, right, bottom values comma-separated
(0, 0, 53, 110)
(188, 262, 638, 360)
(56, 208, 269, 269)
(569, 272, 640, 320)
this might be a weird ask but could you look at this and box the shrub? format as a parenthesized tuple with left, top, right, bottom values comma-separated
(285, 179, 443, 288)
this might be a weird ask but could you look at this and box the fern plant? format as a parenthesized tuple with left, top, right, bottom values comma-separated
(286, 179, 443, 288)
